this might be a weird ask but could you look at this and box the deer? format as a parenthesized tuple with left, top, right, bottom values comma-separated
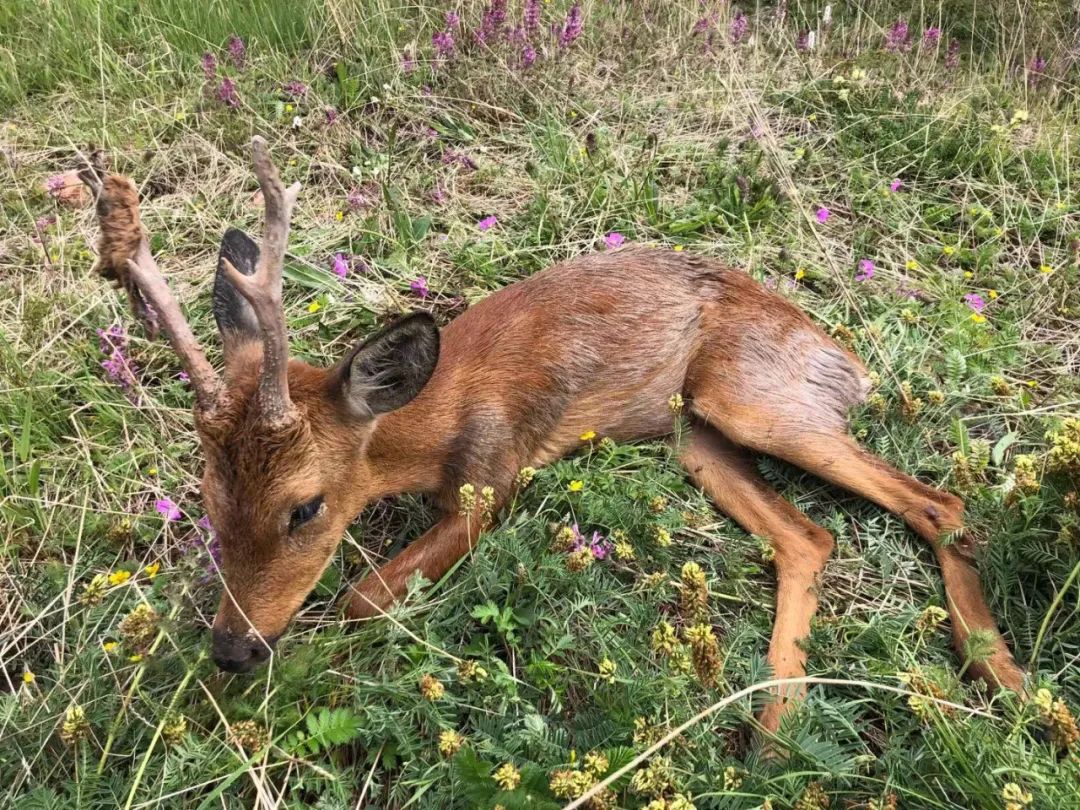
(80, 136, 1027, 734)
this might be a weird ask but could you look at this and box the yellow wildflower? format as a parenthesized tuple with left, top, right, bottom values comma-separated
(568, 480, 584, 492)
(144, 562, 161, 579)
(128, 653, 143, 663)
(1002, 783, 1033, 809)
(493, 762, 521, 791)
(1039, 264, 1054, 275)
(147, 467, 158, 476)
(419, 674, 445, 701)
(597, 657, 617, 683)
(673, 245, 684, 252)
(285, 103, 294, 113)
(579, 430, 597, 441)
(941, 245, 955, 256)
(335, 210, 344, 222)
(905, 259, 919, 271)
(307, 301, 322, 313)
(108, 570, 131, 587)
(438, 729, 464, 757)
(971, 313, 986, 323)
(795, 267, 806, 280)
(22, 670, 35, 684)
(988, 289, 998, 299)
(102, 640, 119, 653)
(1010, 109, 1029, 125)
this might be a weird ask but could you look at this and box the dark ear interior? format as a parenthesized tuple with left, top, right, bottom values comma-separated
(339, 312, 440, 417)
(214, 228, 260, 345)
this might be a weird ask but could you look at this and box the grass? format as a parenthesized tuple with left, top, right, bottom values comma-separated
(2, 1, 1079, 808)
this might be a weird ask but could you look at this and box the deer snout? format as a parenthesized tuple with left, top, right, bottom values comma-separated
(211, 627, 279, 673)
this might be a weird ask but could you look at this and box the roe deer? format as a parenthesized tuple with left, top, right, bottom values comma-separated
(82, 137, 1026, 733)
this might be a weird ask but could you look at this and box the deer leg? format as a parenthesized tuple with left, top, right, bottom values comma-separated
(715, 417, 1025, 694)
(343, 512, 485, 619)
(680, 423, 835, 734)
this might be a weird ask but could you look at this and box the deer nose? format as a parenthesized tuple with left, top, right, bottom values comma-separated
(211, 629, 278, 673)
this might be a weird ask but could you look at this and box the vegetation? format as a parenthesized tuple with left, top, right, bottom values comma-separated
(1, 1, 1078, 807)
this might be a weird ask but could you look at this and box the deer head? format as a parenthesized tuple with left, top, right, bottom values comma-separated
(84, 138, 440, 672)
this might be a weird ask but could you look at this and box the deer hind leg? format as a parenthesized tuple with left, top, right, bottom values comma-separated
(709, 407, 1026, 695)
(680, 423, 835, 734)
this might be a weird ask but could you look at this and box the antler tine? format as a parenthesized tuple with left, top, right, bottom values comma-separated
(219, 136, 301, 425)
(81, 165, 222, 413)
(125, 241, 222, 411)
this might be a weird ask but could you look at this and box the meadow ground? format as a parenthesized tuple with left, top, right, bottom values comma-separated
(1, 2, 1079, 808)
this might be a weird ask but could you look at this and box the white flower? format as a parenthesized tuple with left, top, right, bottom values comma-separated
(291, 116, 303, 130)
(807, 31, 816, 50)
(822, 4, 832, 25)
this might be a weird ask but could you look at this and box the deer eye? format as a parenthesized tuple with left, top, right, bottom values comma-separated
(289, 495, 325, 532)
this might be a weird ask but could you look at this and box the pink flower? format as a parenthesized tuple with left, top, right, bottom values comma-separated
(178, 371, 190, 383)
(46, 175, 66, 197)
(963, 293, 986, 313)
(604, 232, 625, 249)
(816, 207, 830, 223)
(855, 259, 875, 281)
(331, 253, 349, 278)
(889, 178, 902, 192)
(324, 106, 338, 126)
(218, 78, 240, 109)
(477, 215, 498, 231)
(155, 498, 182, 521)
(227, 34, 246, 69)
(410, 276, 430, 299)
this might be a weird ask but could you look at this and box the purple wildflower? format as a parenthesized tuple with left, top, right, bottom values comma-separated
(433, 29, 455, 59)
(524, 0, 541, 31)
(331, 253, 349, 278)
(446, 10, 460, 28)
(46, 175, 66, 198)
(442, 149, 478, 171)
(401, 50, 416, 74)
(890, 178, 902, 192)
(588, 531, 613, 560)
(201, 52, 217, 81)
(430, 183, 448, 205)
(885, 20, 910, 53)
(922, 27, 942, 46)
(155, 498, 182, 521)
(521, 44, 537, 68)
(855, 259, 875, 281)
(97, 324, 138, 392)
(324, 106, 338, 126)
(730, 11, 749, 45)
(604, 231, 625, 249)
(283, 80, 307, 100)
(477, 215, 498, 231)
(218, 77, 240, 109)
(1028, 55, 1047, 88)
(692, 15, 715, 35)
(963, 293, 986, 313)
(945, 39, 960, 69)
(178, 371, 190, 383)
(410, 276, 430, 299)
(33, 216, 56, 243)
(558, 3, 583, 48)
(347, 186, 373, 211)
(816, 207, 830, 223)
(227, 34, 246, 69)
(475, 0, 508, 45)
(191, 515, 221, 582)
(796, 30, 811, 51)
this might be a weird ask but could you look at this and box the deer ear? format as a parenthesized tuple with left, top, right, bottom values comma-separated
(338, 312, 440, 418)
(213, 228, 260, 346)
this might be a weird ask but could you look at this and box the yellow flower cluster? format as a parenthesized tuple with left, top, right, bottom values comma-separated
(419, 674, 445, 701)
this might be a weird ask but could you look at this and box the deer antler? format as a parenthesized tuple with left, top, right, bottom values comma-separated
(218, 136, 301, 426)
(80, 164, 222, 413)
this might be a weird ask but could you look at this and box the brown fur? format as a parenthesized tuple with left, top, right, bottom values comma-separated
(87, 174, 159, 336)
(192, 245, 1025, 730)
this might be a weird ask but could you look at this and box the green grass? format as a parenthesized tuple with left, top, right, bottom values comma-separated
(2, 2, 1079, 808)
